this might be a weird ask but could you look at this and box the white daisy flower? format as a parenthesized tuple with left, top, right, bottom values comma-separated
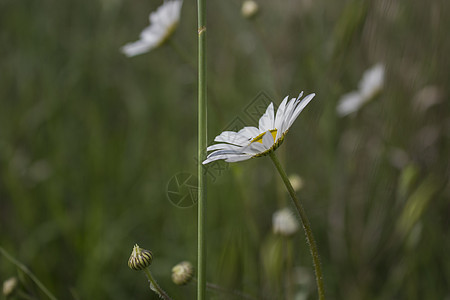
(336, 63, 385, 116)
(202, 92, 315, 165)
(121, 0, 183, 57)
(273, 207, 299, 236)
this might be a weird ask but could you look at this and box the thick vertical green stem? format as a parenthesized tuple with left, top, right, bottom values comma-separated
(143, 268, 172, 300)
(197, 0, 207, 299)
(268, 152, 325, 300)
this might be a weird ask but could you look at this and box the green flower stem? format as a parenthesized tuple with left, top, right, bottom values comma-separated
(268, 152, 325, 300)
(143, 268, 172, 300)
(197, 0, 207, 299)
(0, 246, 57, 300)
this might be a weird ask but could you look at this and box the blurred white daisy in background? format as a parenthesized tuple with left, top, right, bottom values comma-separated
(121, 0, 183, 57)
(241, 0, 259, 18)
(336, 63, 385, 117)
(202, 92, 315, 164)
(273, 208, 299, 236)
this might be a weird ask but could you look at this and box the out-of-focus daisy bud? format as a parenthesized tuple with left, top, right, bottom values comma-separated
(288, 174, 304, 192)
(241, 0, 259, 18)
(273, 208, 299, 236)
(128, 244, 153, 271)
(171, 261, 194, 285)
(2, 277, 18, 297)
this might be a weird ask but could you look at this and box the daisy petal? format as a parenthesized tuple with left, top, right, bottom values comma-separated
(206, 149, 244, 159)
(203, 153, 250, 164)
(225, 155, 252, 162)
(202, 155, 226, 165)
(246, 142, 266, 153)
(121, 40, 155, 57)
(279, 97, 297, 134)
(238, 126, 260, 139)
(262, 131, 275, 149)
(359, 63, 385, 99)
(336, 91, 362, 116)
(258, 103, 275, 132)
(206, 143, 243, 152)
(286, 93, 315, 129)
(274, 96, 289, 131)
(214, 131, 249, 146)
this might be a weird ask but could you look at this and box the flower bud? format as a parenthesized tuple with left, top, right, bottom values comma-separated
(128, 244, 153, 271)
(2, 277, 17, 296)
(241, 0, 259, 18)
(288, 174, 304, 192)
(171, 261, 194, 285)
(273, 208, 299, 237)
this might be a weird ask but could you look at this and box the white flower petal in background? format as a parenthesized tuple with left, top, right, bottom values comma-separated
(337, 63, 385, 117)
(273, 208, 299, 236)
(336, 91, 363, 117)
(359, 63, 385, 100)
(121, 0, 183, 57)
(203, 91, 316, 164)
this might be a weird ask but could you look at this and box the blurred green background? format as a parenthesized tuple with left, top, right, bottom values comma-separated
(1, 0, 449, 299)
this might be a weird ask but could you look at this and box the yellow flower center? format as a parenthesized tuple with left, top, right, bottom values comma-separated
(251, 129, 277, 144)
(157, 22, 179, 47)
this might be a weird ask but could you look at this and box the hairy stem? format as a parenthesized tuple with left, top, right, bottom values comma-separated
(268, 152, 325, 300)
(143, 268, 172, 300)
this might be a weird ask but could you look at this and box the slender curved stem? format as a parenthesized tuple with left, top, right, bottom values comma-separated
(0, 246, 57, 300)
(143, 268, 172, 300)
(268, 152, 325, 300)
(197, 0, 207, 299)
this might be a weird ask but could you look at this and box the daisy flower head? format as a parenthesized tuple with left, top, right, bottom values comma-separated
(121, 0, 183, 57)
(336, 63, 385, 117)
(202, 91, 315, 165)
